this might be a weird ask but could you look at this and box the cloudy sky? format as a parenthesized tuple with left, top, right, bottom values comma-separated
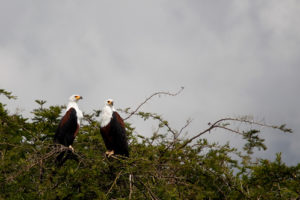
(1, 1, 299, 164)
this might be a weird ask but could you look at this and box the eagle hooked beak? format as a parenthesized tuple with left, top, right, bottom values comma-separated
(75, 96, 83, 100)
(107, 100, 113, 106)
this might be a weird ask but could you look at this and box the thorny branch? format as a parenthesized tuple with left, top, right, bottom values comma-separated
(123, 87, 184, 121)
(178, 117, 291, 150)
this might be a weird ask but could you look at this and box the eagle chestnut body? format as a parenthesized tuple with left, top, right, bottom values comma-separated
(54, 95, 83, 165)
(54, 108, 79, 147)
(100, 99, 129, 157)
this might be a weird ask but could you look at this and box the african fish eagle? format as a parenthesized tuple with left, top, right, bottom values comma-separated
(99, 99, 129, 157)
(54, 94, 83, 152)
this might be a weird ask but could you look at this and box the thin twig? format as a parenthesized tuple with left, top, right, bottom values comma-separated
(106, 170, 123, 196)
(129, 173, 133, 199)
(183, 118, 233, 147)
(214, 125, 244, 136)
(124, 87, 184, 121)
(0, 142, 21, 148)
(124, 112, 178, 137)
(178, 117, 286, 150)
(136, 177, 160, 200)
(109, 154, 130, 162)
(178, 119, 193, 137)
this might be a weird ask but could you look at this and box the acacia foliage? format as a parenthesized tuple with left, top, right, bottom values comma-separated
(0, 89, 299, 200)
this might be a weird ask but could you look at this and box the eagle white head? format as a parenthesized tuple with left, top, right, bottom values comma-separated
(105, 98, 114, 107)
(69, 94, 83, 102)
(67, 94, 83, 125)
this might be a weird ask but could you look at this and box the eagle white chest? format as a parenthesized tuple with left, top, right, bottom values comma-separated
(66, 102, 83, 125)
(100, 105, 113, 127)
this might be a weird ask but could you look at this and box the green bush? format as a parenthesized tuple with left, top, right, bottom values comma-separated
(0, 89, 299, 199)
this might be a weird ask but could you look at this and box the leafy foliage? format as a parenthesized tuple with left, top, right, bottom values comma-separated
(0, 89, 299, 199)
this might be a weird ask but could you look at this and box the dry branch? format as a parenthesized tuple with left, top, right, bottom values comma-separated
(129, 173, 133, 199)
(123, 87, 184, 121)
(178, 117, 290, 150)
(106, 170, 123, 196)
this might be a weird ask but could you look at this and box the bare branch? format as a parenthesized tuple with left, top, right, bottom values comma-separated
(106, 170, 123, 196)
(129, 173, 133, 199)
(177, 118, 193, 138)
(0, 142, 21, 148)
(178, 118, 232, 149)
(214, 125, 244, 136)
(178, 117, 290, 150)
(160, 119, 193, 156)
(123, 87, 184, 121)
(110, 154, 130, 162)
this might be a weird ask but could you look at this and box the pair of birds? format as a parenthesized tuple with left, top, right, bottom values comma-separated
(54, 94, 129, 158)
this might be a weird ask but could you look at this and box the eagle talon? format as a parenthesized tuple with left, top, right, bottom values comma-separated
(69, 145, 74, 152)
(105, 150, 114, 157)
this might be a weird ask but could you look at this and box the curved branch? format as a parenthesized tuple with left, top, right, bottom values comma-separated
(178, 117, 290, 150)
(178, 119, 193, 138)
(123, 87, 184, 121)
(179, 118, 233, 149)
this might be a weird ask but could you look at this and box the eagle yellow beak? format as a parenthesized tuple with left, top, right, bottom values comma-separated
(75, 96, 83, 100)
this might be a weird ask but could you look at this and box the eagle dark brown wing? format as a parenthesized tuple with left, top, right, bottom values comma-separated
(54, 108, 78, 146)
(110, 111, 129, 157)
(100, 111, 129, 157)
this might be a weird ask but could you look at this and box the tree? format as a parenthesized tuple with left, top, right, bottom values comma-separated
(0, 88, 299, 199)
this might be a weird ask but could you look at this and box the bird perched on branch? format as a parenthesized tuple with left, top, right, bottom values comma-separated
(54, 95, 83, 164)
(99, 99, 129, 157)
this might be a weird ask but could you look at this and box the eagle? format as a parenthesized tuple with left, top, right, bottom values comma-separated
(99, 99, 129, 157)
(54, 95, 83, 164)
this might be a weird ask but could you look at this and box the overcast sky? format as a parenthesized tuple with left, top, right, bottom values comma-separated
(1, 1, 299, 165)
